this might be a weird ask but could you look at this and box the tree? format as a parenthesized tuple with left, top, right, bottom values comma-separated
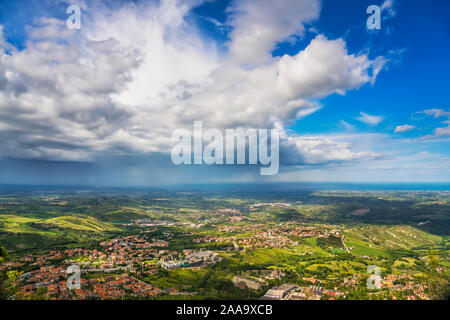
(0, 246, 12, 300)
(0, 271, 11, 300)
(0, 246, 7, 263)
(425, 249, 448, 300)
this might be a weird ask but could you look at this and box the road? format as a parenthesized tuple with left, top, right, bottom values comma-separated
(341, 237, 350, 254)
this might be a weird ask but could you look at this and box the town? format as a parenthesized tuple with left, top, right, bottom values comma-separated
(0, 190, 448, 300)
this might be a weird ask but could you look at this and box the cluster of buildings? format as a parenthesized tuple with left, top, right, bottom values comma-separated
(194, 223, 341, 250)
(248, 202, 292, 211)
(232, 269, 430, 301)
(226, 216, 244, 223)
(232, 268, 287, 291)
(3, 236, 173, 299)
(3, 230, 229, 300)
(286, 225, 341, 239)
(1, 238, 171, 299)
(380, 274, 429, 300)
(260, 284, 299, 300)
(161, 250, 222, 270)
(18, 265, 68, 298)
(18, 269, 161, 300)
(0, 248, 105, 271)
(97, 235, 171, 271)
(217, 208, 241, 215)
(259, 283, 344, 300)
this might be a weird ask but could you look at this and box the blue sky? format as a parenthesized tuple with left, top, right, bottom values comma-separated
(0, 0, 449, 186)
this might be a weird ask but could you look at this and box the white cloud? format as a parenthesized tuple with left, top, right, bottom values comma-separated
(339, 120, 354, 131)
(418, 108, 450, 138)
(280, 134, 379, 165)
(275, 145, 450, 183)
(394, 124, 416, 133)
(419, 108, 450, 118)
(356, 112, 384, 125)
(226, 0, 321, 65)
(434, 126, 450, 137)
(381, 0, 397, 19)
(0, 0, 387, 167)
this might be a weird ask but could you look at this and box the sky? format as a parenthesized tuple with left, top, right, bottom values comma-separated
(0, 0, 449, 186)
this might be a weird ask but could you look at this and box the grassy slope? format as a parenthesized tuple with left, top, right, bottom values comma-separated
(344, 225, 442, 256)
(0, 214, 120, 252)
(45, 215, 120, 232)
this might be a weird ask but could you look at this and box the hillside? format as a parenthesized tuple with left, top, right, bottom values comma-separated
(345, 225, 442, 253)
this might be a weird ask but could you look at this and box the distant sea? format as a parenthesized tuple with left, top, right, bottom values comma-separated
(0, 182, 449, 192)
(167, 182, 450, 192)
